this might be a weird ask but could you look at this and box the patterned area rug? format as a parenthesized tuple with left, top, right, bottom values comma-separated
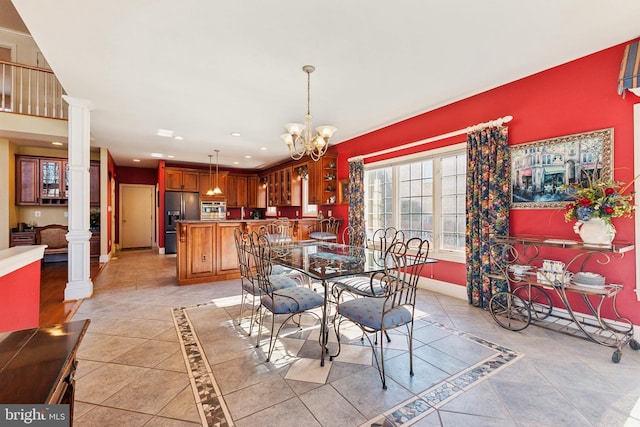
(172, 299, 522, 427)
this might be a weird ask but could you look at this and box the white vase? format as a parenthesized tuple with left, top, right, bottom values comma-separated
(573, 218, 616, 246)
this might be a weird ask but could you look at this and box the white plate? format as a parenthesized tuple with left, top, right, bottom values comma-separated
(572, 281, 606, 288)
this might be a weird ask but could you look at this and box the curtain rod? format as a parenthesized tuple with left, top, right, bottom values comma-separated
(348, 115, 513, 162)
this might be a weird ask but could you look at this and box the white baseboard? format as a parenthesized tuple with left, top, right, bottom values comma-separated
(418, 277, 467, 300)
(159, 247, 165, 255)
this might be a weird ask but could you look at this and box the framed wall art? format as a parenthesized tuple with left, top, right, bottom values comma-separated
(510, 128, 613, 209)
(338, 179, 349, 204)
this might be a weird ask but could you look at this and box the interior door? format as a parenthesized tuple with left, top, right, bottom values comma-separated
(120, 184, 154, 249)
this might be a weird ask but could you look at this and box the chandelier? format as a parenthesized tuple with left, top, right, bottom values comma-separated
(206, 150, 222, 196)
(281, 65, 337, 162)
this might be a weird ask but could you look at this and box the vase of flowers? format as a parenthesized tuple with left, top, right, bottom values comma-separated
(560, 171, 635, 246)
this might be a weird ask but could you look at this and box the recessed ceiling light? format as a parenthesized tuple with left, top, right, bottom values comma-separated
(244, 155, 251, 159)
(156, 128, 174, 138)
(151, 153, 163, 158)
(260, 147, 267, 150)
(51, 141, 64, 146)
(167, 155, 175, 158)
(174, 136, 183, 140)
(231, 132, 241, 137)
(133, 159, 141, 162)
(233, 161, 239, 165)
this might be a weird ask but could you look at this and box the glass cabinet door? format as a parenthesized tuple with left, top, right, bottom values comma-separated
(41, 159, 61, 198)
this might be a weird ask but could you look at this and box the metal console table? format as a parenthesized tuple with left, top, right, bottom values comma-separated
(486, 235, 639, 363)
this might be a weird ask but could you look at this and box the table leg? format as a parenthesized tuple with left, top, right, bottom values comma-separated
(320, 279, 328, 366)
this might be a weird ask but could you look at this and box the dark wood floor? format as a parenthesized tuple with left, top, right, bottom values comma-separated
(39, 261, 104, 326)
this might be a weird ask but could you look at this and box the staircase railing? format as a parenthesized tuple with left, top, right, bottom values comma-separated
(0, 60, 67, 120)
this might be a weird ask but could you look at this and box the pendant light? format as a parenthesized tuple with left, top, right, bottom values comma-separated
(206, 154, 215, 196)
(212, 149, 222, 195)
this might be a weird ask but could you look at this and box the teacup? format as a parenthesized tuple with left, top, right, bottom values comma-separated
(537, 270, 573, 285)
(542, 259, 565, 272)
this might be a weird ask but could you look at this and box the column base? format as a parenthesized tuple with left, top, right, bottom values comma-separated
(64, 279, 93, 301)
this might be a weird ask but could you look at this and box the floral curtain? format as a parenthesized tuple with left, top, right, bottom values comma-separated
(348, 158, 365, 231)
(466, 126, 510, 309)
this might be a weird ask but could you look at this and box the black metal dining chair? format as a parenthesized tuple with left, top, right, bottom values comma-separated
(250, 231, 325, 362)
(234, 227, 299, 336)
(332, 237, 430, 389)
(332, 226, 408, 298)
(262, 218, 293, 245)
(308, 217, 340, 242)
(341, 224, 367, 247)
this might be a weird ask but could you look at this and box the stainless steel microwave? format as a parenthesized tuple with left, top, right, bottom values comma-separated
(201, 201, 226, 220)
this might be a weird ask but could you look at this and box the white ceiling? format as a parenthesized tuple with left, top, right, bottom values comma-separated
(8, 0, 640, 170)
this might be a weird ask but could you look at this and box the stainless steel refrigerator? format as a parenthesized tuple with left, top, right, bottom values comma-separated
(164, 192, 199, 254)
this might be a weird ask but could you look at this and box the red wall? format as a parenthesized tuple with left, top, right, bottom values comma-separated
(335, 40, 640, 323)
(0, 261, 41, 332)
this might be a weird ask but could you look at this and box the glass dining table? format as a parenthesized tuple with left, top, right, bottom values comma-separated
(269, 240, 435, 366)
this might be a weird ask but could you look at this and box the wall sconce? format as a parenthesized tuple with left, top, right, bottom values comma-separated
(260, 177, 269, 188)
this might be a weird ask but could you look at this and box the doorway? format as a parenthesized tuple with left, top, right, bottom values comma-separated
(120, 184, 155, 249)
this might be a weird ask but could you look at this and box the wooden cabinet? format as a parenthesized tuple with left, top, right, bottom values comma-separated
(199, 171, 228, 198)
(216, 221, 242, 274)
(90, 232, 100, 258)
(10, 231, 36, 247)
(185, 223, 215, 278)
(90, 161, 100, 206)
(248, 176, 266, 208)
(295, 219, 318, 241)
(245, 220, 266, 235)
(227, 175, 248, 207)
(199, 173, 211, 196)
(267, 167, 301, 207)
(39, 158, 68, 204)
(16, 156, 39, 205)
(16, 155, 101, 206)
(166, 168, 199, 192)
(308, 155, 337, 205)
(176, 221, 242, 285)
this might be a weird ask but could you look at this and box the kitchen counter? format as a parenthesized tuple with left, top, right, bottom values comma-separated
(174, 218, 341, 285)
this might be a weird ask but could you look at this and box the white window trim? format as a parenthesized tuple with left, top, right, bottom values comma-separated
(365, 142, 467, 264)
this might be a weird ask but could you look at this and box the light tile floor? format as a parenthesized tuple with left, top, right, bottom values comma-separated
(71, 249, 640, 426)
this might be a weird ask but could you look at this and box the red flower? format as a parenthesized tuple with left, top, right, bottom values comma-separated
(566, 203, 574, 210)
(603, 206, 614, 214)
(605, 187, 615, 195)
(578, 198, 592, 207)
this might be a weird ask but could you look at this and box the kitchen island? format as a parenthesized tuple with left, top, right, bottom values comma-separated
(175, 218, 326, 285)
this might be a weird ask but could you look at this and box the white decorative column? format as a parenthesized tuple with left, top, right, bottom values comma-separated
(63, 96, 94, 300)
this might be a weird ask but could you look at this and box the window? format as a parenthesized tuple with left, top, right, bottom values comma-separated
(301, 178, 317, 217)
(364, 143, 466, 262)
